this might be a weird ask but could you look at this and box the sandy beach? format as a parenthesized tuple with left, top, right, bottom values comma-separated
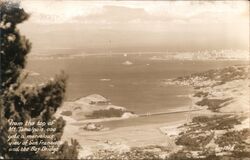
(59, 111, 188, 158)
(55, 64, 250, 159)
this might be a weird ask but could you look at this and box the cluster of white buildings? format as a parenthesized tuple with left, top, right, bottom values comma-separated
(150, 50, 249, 61)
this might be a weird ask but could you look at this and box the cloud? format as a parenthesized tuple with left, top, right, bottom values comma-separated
(20, 1, 248, 25)
(71, 5, 147, 24)
(86, 5, 148, 22)
(21, 0, 102, 23)
(72, 5, 192, 25)
(19, 0, 248, 52)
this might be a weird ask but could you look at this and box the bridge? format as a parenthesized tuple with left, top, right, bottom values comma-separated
(138, 108, 203, 117)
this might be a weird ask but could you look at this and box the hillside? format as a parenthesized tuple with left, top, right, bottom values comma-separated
(57, 94, 136, 121)
(57, 65, 249, 159)
(164, 65, 250, 159)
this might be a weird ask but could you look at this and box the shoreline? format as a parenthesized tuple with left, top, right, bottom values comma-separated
(61, 115, 187, 158)
(59, 104, 194, 158)
(60, 64, 249, 159)
(28, 49, 249, 62)
(70, 108, 202, 126)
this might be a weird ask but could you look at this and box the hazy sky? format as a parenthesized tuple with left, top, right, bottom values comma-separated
(19, 0, 249, 54)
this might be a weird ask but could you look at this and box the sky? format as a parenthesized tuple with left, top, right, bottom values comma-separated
(19, 0, 249, 54)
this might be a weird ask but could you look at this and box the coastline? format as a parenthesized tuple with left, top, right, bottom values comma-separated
(163, 64, 250, 159)
(60, 114, 187, 159)
(58, 64, 249, 159)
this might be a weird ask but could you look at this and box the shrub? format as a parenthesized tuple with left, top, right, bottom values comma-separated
(192, 115, 241, 131)
(61, 110, 72, 116)
(90, 147, 160, 160)
(176, 132, 214, 150)
(0, 1, 79, 159)
(214, 129, 250, 158)
(86, 108, 127, 119)
(194, 91, 209, 98)
(195, 98, 233, 112)
(168, 150, 193, 160)
(192, 116, 210, 123)
(215, 129, 250, 148)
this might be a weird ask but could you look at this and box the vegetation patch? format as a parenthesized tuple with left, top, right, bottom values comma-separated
(89, 147, 160, 160)
(194, 91, 209, 98)
(195, 66, 247, 82)
(86, 108, 129, 119)
(175, 115, 241, 151)
(171, 65, 249, 159)
(192, 115, 241, 130)
(60, 110, 72, 116)
(168, 150, 222, 160)
(195, 98, 233, 112)
(214, 129, 250, 158)
(215, 128, 250, 148)
(176, 131, 214, 150)
(174, 65, 248, 88)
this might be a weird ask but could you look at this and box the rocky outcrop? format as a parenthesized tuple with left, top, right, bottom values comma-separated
(80, 123, 104, 131)
(59, 94, 136, 121)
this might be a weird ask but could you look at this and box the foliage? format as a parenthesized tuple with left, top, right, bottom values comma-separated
(176, 131, 214, 150)
(61, 110, 73, 116)
(213, 128, 250, 158)
(172, 65, 249, 159)
(55, 139, 80, 160)
(193, 91, 209, 98)
(191, 115, 241, 131)
(86, 108, 128, 119)
(89, 147, 160, 160)
(175, 65, 248, 88)
(0, 0, 30, 93)
(0, 1, 79, 159)
(215, 128, 250, 149)
(167, 150, 194, 160)
(175, 115, 241, 151)
(195, 98, 232, 112)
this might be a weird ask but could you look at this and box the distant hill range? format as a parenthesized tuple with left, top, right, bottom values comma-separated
(29, 49, 249, 61)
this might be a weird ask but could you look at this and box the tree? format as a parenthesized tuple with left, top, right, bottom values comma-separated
(0, 1, 79, 159)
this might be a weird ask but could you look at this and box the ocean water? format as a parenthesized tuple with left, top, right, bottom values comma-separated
(26, 53, 246, 127)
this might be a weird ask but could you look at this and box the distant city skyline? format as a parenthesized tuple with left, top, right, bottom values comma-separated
(19, 0, 249, 54)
